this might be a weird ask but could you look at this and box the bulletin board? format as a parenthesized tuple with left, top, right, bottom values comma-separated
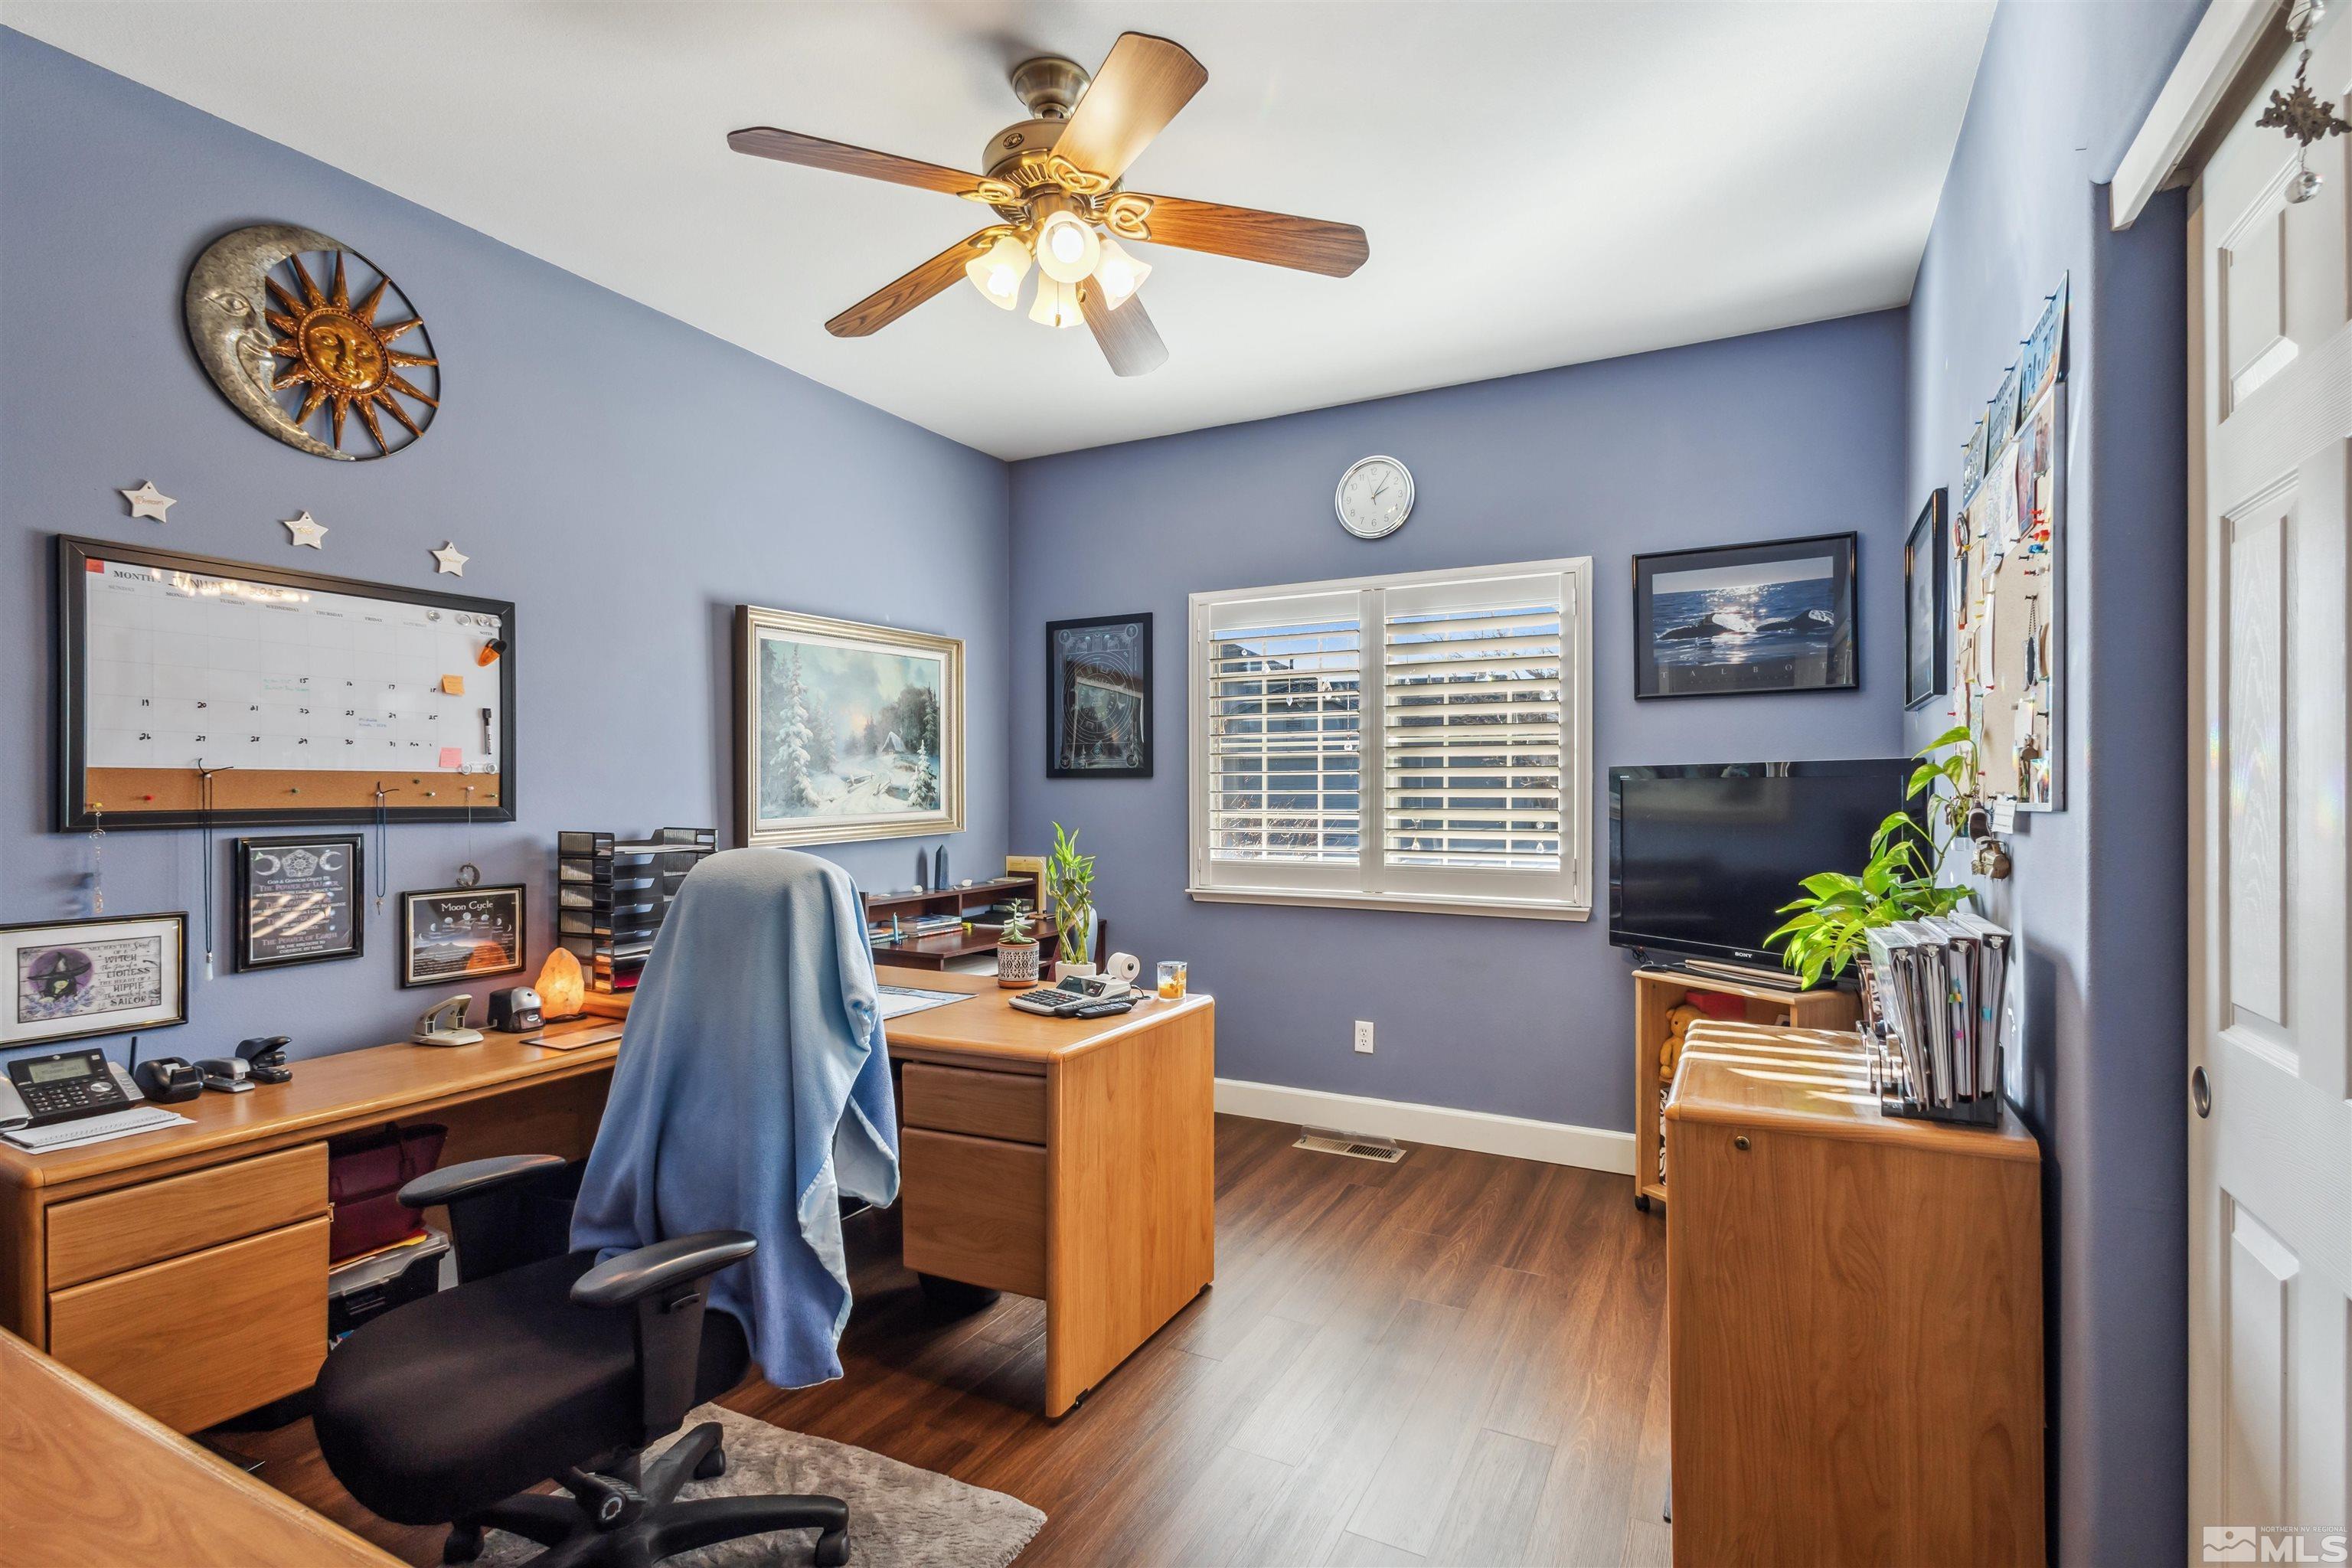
(1952, 280, 2066, 814)
(55, 535, 517, 829)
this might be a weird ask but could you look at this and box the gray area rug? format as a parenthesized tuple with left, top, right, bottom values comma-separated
(480, 1403, 1044, 1567)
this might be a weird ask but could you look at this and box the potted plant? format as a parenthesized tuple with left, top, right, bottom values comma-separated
(1045, 822, 1096, 981)
(996, 897, 1040, 990)
(1768, 726, 1978, 998)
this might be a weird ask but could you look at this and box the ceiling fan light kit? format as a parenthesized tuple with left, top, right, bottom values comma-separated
(729, 31, 1368, 377)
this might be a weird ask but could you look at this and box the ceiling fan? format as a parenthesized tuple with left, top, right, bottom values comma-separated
(728, 31, 1369, 377)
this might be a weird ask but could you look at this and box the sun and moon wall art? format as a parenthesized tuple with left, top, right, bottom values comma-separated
(185, 223, 439, 460)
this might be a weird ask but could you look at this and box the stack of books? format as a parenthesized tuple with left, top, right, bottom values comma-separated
(1864, 913, 2011, 1125)
(869, 912, 965, 948)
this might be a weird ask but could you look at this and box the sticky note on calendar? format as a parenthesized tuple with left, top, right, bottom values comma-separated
(439, 746, 462, 769)
(440, 674, 466, 695)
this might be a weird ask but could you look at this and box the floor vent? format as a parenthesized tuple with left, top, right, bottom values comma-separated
(1294, 1128, 1407, 1164)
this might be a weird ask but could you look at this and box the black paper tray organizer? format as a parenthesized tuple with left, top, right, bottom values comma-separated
(556, 828, 716, 992)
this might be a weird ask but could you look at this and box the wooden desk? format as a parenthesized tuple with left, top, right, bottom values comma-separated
(876, 966, 1215, 1416)
(0, 1328, 401, 1568)
(0, 1028, 616, 1432)
(1664, 1021, 2043, 1566)
(0, 972, 1211, 1430)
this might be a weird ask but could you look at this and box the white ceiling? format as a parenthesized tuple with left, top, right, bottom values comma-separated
(7, 1, 1992, 461)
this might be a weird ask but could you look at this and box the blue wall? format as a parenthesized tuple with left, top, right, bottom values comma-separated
(0, 30, 1011, 1067)
(1008, 312, 1910, 1133)
(1901, 2, 2203, 1560)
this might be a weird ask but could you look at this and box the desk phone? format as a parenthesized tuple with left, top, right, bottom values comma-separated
(0, 1047, 145, 1126)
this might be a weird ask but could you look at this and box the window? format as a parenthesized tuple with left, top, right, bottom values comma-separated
(1189, 557, 1592, 919)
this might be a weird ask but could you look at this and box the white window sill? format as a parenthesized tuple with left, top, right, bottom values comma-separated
(1187, 886, 1591, 922)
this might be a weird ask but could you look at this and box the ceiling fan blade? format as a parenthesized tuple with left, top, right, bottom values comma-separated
(729, 126, 991, 199)
(1080, 286, 1169, 377)
(1125, 195, 1368, 277)
(825, 233, 986, 337)
(1051, 33, 1207, 182)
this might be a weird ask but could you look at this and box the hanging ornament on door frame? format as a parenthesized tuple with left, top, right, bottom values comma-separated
(2260, 0, 2350, 202)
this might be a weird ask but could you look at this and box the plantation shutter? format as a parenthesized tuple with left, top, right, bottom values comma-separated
(1197, 590, 1364, 890)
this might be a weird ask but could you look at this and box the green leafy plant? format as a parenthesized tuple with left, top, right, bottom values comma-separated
(1767, 726, 1978, 988)
(1045, 822, 1096, 962)
(998, 897, 1035, 946)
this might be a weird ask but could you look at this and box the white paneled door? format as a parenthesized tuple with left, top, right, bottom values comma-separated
(2189, 5, 2352, 1560)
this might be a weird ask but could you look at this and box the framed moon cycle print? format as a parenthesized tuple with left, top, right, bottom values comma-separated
(1047, 613, 1152, 778)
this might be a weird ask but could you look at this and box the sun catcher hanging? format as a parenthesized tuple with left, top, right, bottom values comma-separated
(185, 223, 440, 460)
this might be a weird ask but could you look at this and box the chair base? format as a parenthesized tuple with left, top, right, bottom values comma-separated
(444, 1423, 850, 1567)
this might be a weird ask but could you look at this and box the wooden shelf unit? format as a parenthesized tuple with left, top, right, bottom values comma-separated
(863, 873, 1044, 972)
(1631, 966, 1858, 1210)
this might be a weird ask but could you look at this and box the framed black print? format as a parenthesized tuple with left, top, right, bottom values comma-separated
(1904, 492, 1950, 710)
(234, 835, 364, 972)
(1047, 613, 1152, 778)
(1632, 533, 1858, 700)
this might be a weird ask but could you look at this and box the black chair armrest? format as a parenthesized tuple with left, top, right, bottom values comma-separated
(570, 1230, 756, 1310)
(398, 1152, 567, 1210)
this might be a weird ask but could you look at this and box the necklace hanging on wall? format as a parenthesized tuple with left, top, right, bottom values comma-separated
(2261, 0, 2350, 202)
(454, 786, 482, 888)
(87, 805, 105, 916)
(372, 782, 400, 914)
(196, 762, 234, 981)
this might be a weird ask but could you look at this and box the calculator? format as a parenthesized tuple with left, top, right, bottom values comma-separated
(2, 1047, 143, 1127)
(1009, 976, 1141, 1018)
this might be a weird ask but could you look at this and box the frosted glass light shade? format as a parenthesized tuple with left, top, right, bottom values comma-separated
(1028, 273, 1084, 328)
(1034, 211, 1101, 284)
(964, 234, 1031, 309)
(1092, 237, 1152, 309)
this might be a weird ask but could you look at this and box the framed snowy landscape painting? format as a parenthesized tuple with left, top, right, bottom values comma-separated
(733, 605, 964, 848)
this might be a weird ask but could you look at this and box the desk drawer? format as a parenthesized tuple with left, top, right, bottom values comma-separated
(900, 1129, 1046, 1298)
(902, 1063, 1047, 1145)
(47, 1142, 328, 1289)
(48, 1214, 329, 1432)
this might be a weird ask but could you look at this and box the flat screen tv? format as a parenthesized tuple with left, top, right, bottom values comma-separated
(1609, 759, 1919, 969)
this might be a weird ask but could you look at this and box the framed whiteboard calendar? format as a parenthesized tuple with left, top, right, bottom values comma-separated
(54, 536, 517, 829)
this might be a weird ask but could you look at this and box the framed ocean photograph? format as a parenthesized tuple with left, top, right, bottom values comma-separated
(1632, 533, 1858, 700)
(399, 884, 524, 988)
(733, 605, 965, 848)
(1904, 492, 1949, 710)
(3, 913, 188, 1048)
(1047, 612, 1152, 778)
(235, 834, 363, 972)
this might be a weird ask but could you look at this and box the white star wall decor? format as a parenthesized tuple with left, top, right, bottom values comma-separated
(119, 482, 176, 521)
(282, 511, 328, 549)
(431, 541, 469, 576)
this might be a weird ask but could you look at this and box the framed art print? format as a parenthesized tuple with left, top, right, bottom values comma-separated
(1904, 491, 1950, 710)
(3, 913, 188, 1048)
(1047, 612, 1152, 778)
(733, 605, 964, 848)
(400, 884, 524, 988)
(235, 834, 363, 972)
(1632, 533, 1858, 699)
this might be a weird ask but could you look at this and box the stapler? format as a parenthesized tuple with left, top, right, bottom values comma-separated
(412, 995, 485, 1047)
(236, 1036, 292, 1084)
(195, 1056, 254, 1093)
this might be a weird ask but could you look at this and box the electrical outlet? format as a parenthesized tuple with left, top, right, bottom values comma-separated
(1354, 1020, 1375, 1054)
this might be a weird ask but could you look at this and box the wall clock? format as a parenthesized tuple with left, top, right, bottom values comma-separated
(185, 223, 439, 460)
(1335, 455, 1413, 539)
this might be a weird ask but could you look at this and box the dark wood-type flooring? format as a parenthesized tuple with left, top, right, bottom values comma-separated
(214, 1114, 1671, 1567)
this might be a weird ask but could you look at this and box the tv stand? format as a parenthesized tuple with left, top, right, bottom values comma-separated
(1632, 967, 1858, 1212)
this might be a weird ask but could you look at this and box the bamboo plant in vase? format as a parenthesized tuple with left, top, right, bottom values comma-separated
(1045, 822, 1096, 981)
(1767, 726, 1978, 1018)
(996, 898, 1040, 990)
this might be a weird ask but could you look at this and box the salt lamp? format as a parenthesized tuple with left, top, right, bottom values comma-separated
(536, 946, 586, 1021)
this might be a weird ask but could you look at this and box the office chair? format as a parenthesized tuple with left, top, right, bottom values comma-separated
(312, 1153, 851, 1567)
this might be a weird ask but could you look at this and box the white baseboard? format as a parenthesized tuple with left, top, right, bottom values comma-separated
(1214, 1078, 1634, 1176)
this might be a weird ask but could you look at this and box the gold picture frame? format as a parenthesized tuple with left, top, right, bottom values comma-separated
(733, 605, 965, 848)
